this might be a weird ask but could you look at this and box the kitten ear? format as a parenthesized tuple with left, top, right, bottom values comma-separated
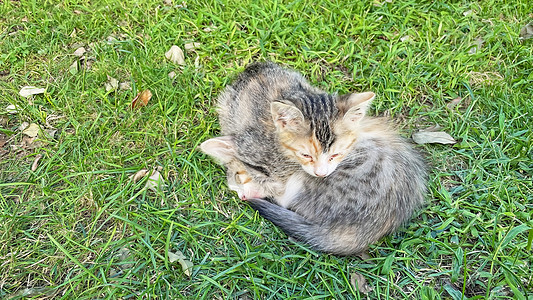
(271, 102, 305, 132)
(342, 92, 375, 124)
(200, 136, 236, 164)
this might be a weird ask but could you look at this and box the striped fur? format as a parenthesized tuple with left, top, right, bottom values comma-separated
(202, 62, 427, 256)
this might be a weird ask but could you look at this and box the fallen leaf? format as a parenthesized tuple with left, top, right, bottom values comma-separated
(73, 47, 86, 57)
(145, 167, 166, 192)
(18, 122, 29, 132)
(203, 25, 217, 32)
(184, 42, 201, 51)
(105, 75, 119, 92)
(519, 22, 533, 40)
(117, 247, 130, 261)
(446, 97, 462, 109)
(107, 35, 118, 42)
(73, 10, 82, 14)
(194, 55, 200, 68)
(468, 38, 484, 55)
(114, 247, 134, 270)
(31, 154, 43, 171)
(6, 104, 19, 114)
(23, 123, 40, 137)
(163, 0, 172, 5)
(463, 10, 473, 16)
(168, 250, 193, 277)
(350, 272, 373, 294)
(412, 131, 456, 145)
(21, 136, 41, 149)
(44, 129, 57, 139)
(69, 61, 78, 75)
(131, 89, 152, 109)
(19, 86, 45, 98)
(400, 35, 410, 42)
(131, 169, 149, 182)
(119, 82, 132, 90)
(165, 45, 185, 65)
(168, 71, 177, 79)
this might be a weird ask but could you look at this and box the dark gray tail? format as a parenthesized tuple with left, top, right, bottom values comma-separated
(246, 198, 366, 255)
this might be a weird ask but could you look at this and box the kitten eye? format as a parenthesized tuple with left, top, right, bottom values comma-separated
(329, 153, 340, 161)
(300, 153, 313, 160)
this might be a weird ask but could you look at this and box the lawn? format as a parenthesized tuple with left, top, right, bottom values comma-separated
(0, 0, 531, 299)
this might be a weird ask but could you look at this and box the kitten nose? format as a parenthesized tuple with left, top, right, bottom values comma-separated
(314, 169, 327, 177)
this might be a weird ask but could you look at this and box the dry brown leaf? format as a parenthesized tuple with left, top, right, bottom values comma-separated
(105, 75, 119, 91)
(22, 123, 40, 137)
(168, 71, 177, 79)
(19, 86, 45, 98)
(350, 272, 373, 294)
(119, 82, 132, 90)
(412, 131, 456, 145)
(184, 42, 201, 51)
(165, 45, 185, 65)
(73, 47, 86, 57)
(18, 122, 29, 132)
(44, 129, 57, 139)
(131, 89, 152, 109)
(21, 136, 41, 149)
(145, 168, 166, 192)
(6, 104, 19, 114)
(519, 22, 533, 40)
(31, 154, 43, 171)
(168, 250, 193, 277)
(446, 97, 462, 109)
(131, 169, 149, 182)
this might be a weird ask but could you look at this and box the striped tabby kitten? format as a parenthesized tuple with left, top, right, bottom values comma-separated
(201, 62, 426, 255)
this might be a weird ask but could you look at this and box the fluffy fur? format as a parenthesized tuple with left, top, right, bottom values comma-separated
(201, 62, 427, 256)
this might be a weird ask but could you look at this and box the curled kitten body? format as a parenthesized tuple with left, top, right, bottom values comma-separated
(201, 62, 427, 256)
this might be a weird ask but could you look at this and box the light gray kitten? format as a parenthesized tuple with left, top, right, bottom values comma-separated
(201, 62, 426, 256)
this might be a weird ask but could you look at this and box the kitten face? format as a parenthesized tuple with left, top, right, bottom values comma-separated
(271, 92, 375, 177)
(226, 161, 268, 200)
(200, 136, 282, 200)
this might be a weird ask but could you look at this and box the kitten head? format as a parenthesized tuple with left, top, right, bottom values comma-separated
(200, 136, 270, 200)
(271, 91, 375, 177)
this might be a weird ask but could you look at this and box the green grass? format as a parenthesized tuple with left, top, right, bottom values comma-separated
(1, 0, 531, 299)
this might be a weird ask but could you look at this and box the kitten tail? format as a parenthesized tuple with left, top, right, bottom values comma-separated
(247, 198, 367, 256)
